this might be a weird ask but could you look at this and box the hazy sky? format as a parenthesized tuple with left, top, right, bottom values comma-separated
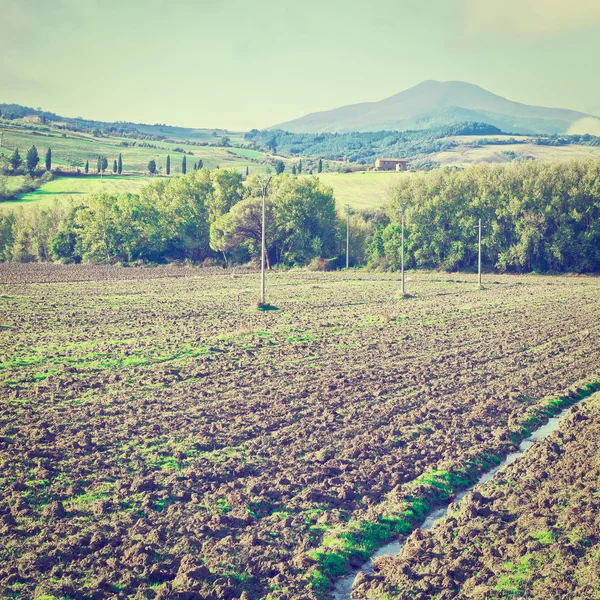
(2, 0, 599, 130)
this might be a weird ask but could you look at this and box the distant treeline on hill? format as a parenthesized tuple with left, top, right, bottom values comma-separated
(0, 160, 599, 273)
(246, 125, 600, 166)
(245, 122, 501, 164)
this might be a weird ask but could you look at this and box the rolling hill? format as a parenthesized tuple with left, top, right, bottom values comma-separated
(272, 80, 599, 135)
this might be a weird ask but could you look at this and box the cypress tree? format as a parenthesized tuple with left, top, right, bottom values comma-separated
(113, 159, 117, 173)
(166, 154, 170, 175)
(318, 159, 323, 173)
(298, 159, 302, 174)
(45, 147, 52, 171)
(182, 155, 187, 175)
(193, 161, 197, 171)
(85, 159, 89, 174)
(245, 166, 249, 177)
(26, 145, 39, 172)
(101, 157, 108, 172)
(118, 153, 123, 174)
(198, 159, 203, 169)
(292, 164, 297, 175)
(97, 156, 101, 173)
(10, 148, 22, 170)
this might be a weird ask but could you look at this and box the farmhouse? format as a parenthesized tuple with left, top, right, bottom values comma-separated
(375, 158, 407, 171)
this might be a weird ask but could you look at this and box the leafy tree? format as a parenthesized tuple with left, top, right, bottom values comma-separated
(45, 147, 52, 171)
(292, 164, 297, 175)
(210, 195, 276, 267)
(113, 159, 117, 173)
(317, 158, 323, 173)
(101, 157, 108, 172)
(211, 174, 337, 267)
(118, 153, 123, 174)
(166, 154, 170, 175)
(266, 137, 277, 153)
(182, 155, 187, 175)
(275, 160, 285, 175)
(148, 159, 157, 174)
(85, 160, 89, 174)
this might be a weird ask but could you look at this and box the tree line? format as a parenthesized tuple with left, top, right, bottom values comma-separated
(0, 160, 599, 273)
(366, 160, 600, 273)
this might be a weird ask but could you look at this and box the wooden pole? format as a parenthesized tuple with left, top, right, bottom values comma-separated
(345, 204, 350, 269)
(401, 206, 405, 295)
(260, 176, 272, 305)
(478, 218, 482, 287)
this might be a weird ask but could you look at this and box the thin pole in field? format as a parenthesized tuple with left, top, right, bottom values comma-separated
(401, 205, 405, 295)
(345, 203, 350, 269)
(260, 175, 272, 305)
(474, 218, 483, 288)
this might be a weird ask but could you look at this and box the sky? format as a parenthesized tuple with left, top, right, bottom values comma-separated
(1, 0, 600, 130)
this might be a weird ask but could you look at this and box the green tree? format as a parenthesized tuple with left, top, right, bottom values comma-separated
(9, 148, 21, 170)
(245, 166, 249, 177)
(298, 159, 302, 174)
(97, 156, 101, 174)
(85, 160, 89, 174)
(317, 159, 323, 173)
(292, 164, 297, 175)
(101, 157, 108, 172)
(210, 195, 276, 267)
(198, 159, 203, 169)
(118, 153, 123, 174)
(26, 145, 39, 172)
(182, 155, 187, 175)
(113, 159, 117, 173)
(45, 147, 52, 171)
(275, 160, 285, 175)
(166, 154, 170, 175)
(148, 159, 157, 174)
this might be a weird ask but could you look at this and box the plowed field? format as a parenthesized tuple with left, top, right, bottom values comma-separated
(1, 265, 599, 599)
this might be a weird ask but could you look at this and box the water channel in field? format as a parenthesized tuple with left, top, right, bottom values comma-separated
(332, 406, 571, 599)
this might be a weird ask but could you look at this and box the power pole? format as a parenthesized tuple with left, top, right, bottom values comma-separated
(401, 205, 406, 295)
(345, 203, 350, 269)
(475, 218, 483, 288)
(259, 175, 272, 305)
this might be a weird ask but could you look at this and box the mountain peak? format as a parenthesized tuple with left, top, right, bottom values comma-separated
(271, 81, 595, 135)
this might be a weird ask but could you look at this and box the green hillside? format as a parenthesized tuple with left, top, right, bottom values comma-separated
(0, 123, 265, 174)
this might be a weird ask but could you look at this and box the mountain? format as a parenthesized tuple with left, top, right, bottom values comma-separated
(271, 81, 599, 135)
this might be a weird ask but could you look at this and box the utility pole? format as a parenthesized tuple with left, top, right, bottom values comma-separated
(475, 218, 483, 288)
(401, 205, 406, 295)
(345, 203, 350, 269)
(259, 175, 272, 305)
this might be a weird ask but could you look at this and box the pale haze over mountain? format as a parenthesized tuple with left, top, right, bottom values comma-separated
(272, 81, 600, 135)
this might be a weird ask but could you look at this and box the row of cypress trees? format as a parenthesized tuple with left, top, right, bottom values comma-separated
(8, 145, 52, 172)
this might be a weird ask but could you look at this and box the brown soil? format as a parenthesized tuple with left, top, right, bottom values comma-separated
(1, 267, 599, 599)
